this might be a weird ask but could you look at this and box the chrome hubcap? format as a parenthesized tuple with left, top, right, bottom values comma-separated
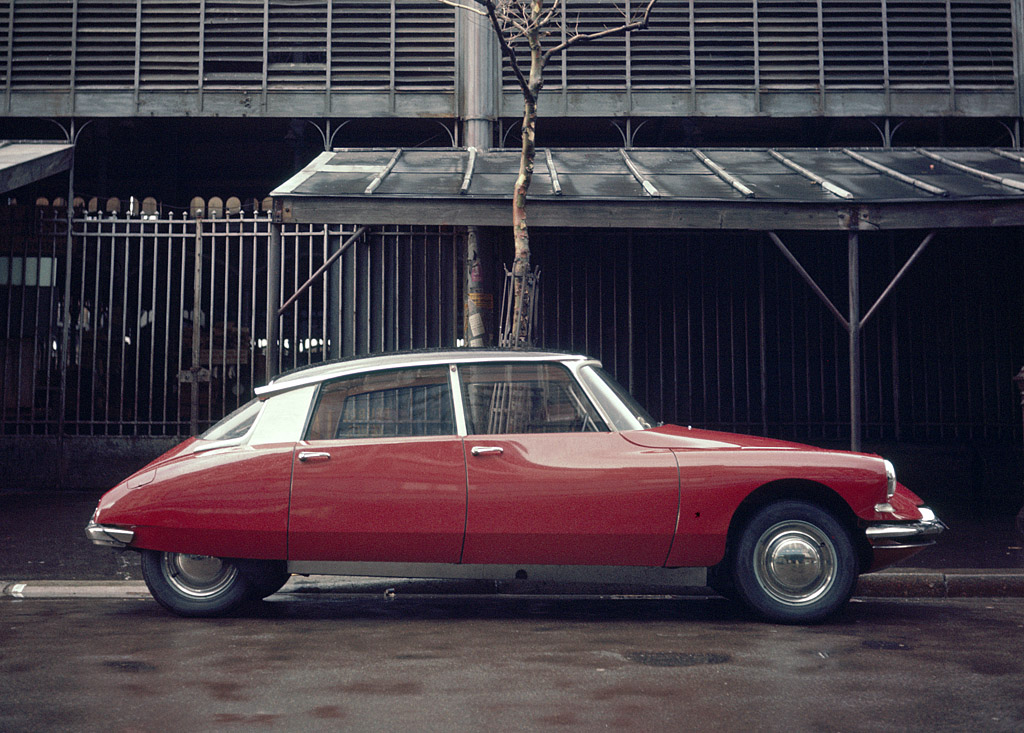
(161, 553, 238, 599)
(753, 520, 837, 606)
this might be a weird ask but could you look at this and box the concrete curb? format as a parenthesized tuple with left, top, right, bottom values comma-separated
(5, 570, 1024, 600)
(855, 569, 1024, 598)
(1, 580, 152, 599)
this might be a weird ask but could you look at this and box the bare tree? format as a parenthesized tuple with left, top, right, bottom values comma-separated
(449, 0, 657, 346)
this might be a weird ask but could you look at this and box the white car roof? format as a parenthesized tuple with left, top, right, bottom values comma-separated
(255, 349, 594, 397)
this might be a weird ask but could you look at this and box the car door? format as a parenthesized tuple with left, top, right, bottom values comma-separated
(458, 362, 679, 567)
(288, 364, 467, 563)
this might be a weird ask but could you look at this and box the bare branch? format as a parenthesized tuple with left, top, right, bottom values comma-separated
(542, 0, 658, 66)
(536, 0, 562, 29)
(436, 0, 488, 15)
(472, 0, 534, 99)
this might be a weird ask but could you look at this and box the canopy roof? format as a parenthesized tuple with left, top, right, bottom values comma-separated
(272, 147, 1024, 231)
(0, 141, 73, 193)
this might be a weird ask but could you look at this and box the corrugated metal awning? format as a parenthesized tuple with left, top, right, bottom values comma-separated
(0, 141, 73, 193)
(272, 147, 1024, 231)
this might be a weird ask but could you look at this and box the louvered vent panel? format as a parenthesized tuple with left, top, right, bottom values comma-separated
(10, 0, 73, 88)
(631, 0, 690, 89)
(821, 0, 884, 87)
(394, 1, 455, 90)
(950, 0, 1014, 89)
(268, 0, 327, 89)
(140, 0, 201, 89)
(886, 0, 950, 87)
(76, 0, 138, 88)
(563, 0, 628, 89)
(203, 0, 264, 89)
(758, 0, 820, 88)
(0, 2, 10, 87)
(331, 0, 390, 89)
(693, 0, 755, 88)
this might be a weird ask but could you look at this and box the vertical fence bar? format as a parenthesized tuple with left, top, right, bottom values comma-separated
(190, 219, 202, 435)
(267, 222, 281, 379)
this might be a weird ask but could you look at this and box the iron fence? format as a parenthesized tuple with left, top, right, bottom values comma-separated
(2, 205, 1021, 447)
(0, 205, 461, 437)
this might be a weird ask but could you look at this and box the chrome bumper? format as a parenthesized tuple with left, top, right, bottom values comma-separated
(85, 521, 135, 548)
(865, 507, 946, 544)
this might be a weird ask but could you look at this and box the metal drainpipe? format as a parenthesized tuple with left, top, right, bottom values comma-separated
(462, 8, 497, 346)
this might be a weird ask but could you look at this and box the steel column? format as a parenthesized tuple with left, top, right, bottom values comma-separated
(848, 231, 862, 452)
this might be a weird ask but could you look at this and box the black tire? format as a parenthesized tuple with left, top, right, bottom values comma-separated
(236, 560, 291, 599)
(731, 501, 858, 624)
(140, 549, 253, 617)
(706, 560, 737, 601)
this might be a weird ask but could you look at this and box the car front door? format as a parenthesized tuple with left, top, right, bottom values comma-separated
(458, 362, 679, 567)
(288, 365, 467, 563)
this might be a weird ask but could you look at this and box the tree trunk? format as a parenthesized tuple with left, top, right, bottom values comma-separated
(510, 4, 543, 346)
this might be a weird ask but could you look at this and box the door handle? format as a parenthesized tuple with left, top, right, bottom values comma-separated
(470, 446, 503, 457)
(298, 451, 331, 463)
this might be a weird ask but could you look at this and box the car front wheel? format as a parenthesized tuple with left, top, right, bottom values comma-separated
(731, 501, 858, 623)
(140, 549, 253, 617)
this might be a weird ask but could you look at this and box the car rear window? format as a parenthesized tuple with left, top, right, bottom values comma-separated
(305, 366, 455, 440)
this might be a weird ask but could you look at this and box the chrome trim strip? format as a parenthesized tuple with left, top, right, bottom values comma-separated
(286, 561, 707, 587)
(865, 507, 946, 541)
(85, 521, 135, 548)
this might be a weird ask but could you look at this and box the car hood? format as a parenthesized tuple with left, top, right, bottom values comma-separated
(621, 424, 829, 451)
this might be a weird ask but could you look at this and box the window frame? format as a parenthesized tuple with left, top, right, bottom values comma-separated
(303, 364, 459, 441)
(454, 361, 609, 436)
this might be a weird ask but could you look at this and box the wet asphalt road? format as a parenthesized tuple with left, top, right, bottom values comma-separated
(2, 594, 1023, 732)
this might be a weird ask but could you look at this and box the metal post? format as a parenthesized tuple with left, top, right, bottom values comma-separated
(57, 120, 76, 488)
(848, 231, 862, 452)
(190, 223, 203, 435)
(461, 5, 497, 346)
(267, 222, 282, 379)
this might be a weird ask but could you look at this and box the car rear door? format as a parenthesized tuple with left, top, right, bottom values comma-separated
(288, 364, 467, 563)
(458, 362, 679, 567)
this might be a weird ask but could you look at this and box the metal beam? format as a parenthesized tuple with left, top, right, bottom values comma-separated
(278, 196, 1024, 231)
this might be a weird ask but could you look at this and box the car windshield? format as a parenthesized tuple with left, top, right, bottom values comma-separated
(579, 366, 656, 431)
(199, 398, 262, 442)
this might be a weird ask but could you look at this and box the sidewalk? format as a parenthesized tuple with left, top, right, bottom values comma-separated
(2, 490, 1023, 598)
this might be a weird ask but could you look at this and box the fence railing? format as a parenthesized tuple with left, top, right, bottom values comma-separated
(1, 203, 462, 437)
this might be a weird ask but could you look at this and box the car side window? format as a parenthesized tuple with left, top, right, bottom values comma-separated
(459, 363, 607, 435)
(305, 366, 455, 440)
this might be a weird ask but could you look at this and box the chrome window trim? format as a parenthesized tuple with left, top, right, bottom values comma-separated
(447, 364, 468, 437)
(565, 359, 618, 431)
(257, 351, 588, 398)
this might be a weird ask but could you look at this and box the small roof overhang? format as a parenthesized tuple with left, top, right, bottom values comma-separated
(272, 147, 1024, 231)
(0, 141, 73, 194)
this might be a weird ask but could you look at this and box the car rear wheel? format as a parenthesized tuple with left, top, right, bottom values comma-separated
(141, 549, 252, 617)
(731, 501, 857, 623)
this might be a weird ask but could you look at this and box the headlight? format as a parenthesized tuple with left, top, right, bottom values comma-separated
(883, 459, 896, 499)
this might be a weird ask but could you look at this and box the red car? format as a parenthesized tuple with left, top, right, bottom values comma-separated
(87, 350, 944, 622)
